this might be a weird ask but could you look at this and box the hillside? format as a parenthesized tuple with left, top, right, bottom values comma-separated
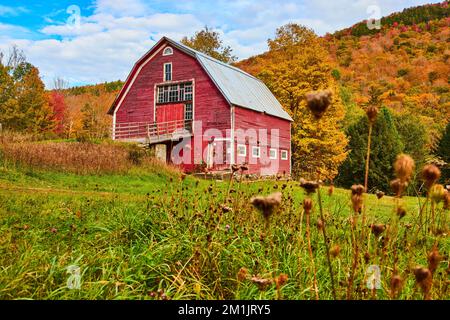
(235, 1, 450, 145)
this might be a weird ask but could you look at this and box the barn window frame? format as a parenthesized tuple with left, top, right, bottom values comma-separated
(163, 63, 172, 81)
(156, 82, 192, 104)
(252, 146, 260, 158)
(184, 103, 193, 120)
(269, 148, 277, 160)
(281, 150, 288, 160)
(163, 47, 173, 56)
(237, 144, 246, 157)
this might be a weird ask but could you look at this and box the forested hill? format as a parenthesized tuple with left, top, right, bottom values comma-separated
(236, 1, 449, 141)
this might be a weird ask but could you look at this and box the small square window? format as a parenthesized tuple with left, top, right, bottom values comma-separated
(237, 144, 246, 157)
(269, 148, 277, 159)
(281, 150, 288, 160)
(252, 146, 260, 158)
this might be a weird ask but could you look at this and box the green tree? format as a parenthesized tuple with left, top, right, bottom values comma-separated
(436, 122, 450, 183)
(258, 23, 348, 180)
(336, 107, 404, 192)
(394, 113, 428, 167)
(181, 26, 237, 63)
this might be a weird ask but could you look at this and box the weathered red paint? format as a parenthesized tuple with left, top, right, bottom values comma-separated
(234, 107, 291, 175)
(110, 38, 291, 175)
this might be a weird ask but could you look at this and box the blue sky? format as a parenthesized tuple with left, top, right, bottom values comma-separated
(0, 0, 441, 88)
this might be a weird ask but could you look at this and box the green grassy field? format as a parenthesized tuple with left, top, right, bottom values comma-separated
(0, 164, 448, 300)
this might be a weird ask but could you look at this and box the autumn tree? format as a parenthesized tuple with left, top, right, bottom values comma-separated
(0, 46, 54, 133)
(80, 102, 110, 140)
(15, 66, 54, 133)
(258, 23, 348, 180)
(181, 26, 237, 63)
(0, 60, 20, 130)
(48, 91, 67, 135)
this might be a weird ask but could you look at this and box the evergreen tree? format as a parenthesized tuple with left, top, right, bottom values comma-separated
(258, 23, 348, 181)
(436, 122, 450, 183)
(394, 113, 429, 168)
(336, 107, 404, 192)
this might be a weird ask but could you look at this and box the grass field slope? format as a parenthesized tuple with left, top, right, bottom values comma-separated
(0, 139, 448, 300)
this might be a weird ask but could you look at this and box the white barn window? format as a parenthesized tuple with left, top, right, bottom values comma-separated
(281, 150, 288, 160)
(237, 144, 246, 156)
(163, 63, 172, 81)
(163, 47, 173, 56)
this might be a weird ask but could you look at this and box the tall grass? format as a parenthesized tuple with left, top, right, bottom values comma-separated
(0, 133, 180, 176)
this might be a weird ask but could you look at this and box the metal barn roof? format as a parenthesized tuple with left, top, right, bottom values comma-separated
(166, 38, 293, 122)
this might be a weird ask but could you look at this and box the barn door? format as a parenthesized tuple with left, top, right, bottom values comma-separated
(156, 104, 184, 134)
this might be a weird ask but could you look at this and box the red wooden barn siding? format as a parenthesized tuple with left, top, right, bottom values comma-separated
(114, 41, 231, 171)
(234, 107, 291, 175)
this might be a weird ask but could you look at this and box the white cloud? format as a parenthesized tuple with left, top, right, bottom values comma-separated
(0, 5, 28, 17)
(94, 0, 149, 17)
(1, 0, 442, 88)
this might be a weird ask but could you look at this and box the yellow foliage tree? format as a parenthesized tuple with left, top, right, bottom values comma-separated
(258, 24, 348, 180)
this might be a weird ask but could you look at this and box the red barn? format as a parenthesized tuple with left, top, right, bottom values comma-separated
(108, 37, 292, 176)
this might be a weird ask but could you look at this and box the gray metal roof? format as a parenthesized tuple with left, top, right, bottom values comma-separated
(167, 38, 293, 122)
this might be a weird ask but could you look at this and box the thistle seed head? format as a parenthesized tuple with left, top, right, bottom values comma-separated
(237, 267, 248, 282)
(366, 105, 379, 124)
(413, 266, 432, 298)
(299, 178, 320, 194)
(394, 154, 415, 183)
(444, 190, 450, 210)
(430, 184, 446, 203)
(422, 164, 441, 189)
(396, 207, 407, 219)
(371, 224, 386, 237)
(250, 192, 282, 219)
(328, 184, 334, 196)
(330, 245, 341, 258)
(376, 190, 385, 199)
(305, 89, 333, 119)
(317, 218, 324, 231)
(303, 198, 313, 214)
(427, 246, 442, 274)
(390, 178, 408, 197)
(390, 275, 403, 295)
(351, 184, 365, 196)
(276, 273, 289, 287)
